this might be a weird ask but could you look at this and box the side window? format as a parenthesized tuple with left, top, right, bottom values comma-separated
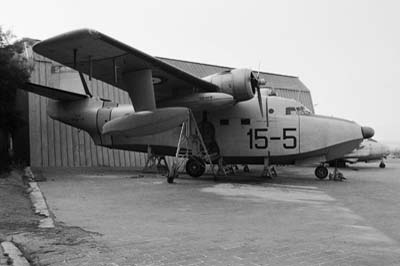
(286, 107, 296, 115)
(241, 118, 250, 125)
(220, 119, 229, 125)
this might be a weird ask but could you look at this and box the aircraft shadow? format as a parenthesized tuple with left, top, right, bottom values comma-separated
(177, 171, 327, 187)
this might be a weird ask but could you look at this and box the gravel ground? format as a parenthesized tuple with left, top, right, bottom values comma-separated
(0, 170, 104, 266)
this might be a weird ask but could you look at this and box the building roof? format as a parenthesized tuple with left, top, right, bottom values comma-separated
(158, 57, 310, 92)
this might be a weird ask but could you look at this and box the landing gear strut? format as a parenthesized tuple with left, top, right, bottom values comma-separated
(315, 165, 328, 180)
(167, 164, 178, 184)
(143, 146, 169, 176)
(261, 156, 277, 178)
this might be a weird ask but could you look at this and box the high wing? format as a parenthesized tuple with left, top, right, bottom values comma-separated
(33, 29, 219, 103)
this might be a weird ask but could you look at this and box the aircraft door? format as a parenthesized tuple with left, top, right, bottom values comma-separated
(96, 101, 118, 146)
(198, 112, 220, 161)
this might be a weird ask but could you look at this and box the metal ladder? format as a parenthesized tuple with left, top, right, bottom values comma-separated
(170, 111, 216, 178)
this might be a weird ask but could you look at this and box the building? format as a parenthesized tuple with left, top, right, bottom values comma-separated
(18, 49, 314, 168)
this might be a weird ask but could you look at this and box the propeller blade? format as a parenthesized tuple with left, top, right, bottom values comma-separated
(251, 70, 264, 117)
(257, 85, 263, 117)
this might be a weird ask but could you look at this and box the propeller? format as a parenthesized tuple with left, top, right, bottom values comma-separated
(250, 69, 266, 117)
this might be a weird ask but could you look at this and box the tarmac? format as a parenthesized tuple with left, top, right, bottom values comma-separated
(2, 159, 400, 265)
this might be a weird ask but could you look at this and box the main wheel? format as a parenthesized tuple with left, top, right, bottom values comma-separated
(315, 166, 328, 179)
(186, 157, 206, 178)
(379, 162, 386, 168)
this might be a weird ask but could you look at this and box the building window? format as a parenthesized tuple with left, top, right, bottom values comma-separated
(241, 118, 250, 125)
(220, 119, 229, 125)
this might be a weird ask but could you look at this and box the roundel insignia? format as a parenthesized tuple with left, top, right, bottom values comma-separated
(152, 76, 165, 85)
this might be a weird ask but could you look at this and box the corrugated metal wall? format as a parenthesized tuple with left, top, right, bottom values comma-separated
(29, 53, 148, 167)
(28, 52, 314, 168)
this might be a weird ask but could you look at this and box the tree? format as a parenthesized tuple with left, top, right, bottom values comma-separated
(0, 27, 31, 172)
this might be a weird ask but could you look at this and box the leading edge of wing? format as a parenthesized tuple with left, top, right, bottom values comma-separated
(33, 28, 219, 92)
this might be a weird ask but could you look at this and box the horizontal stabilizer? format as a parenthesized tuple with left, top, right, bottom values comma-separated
(25, 82, 88, 101)
(103, 107, 189, 137)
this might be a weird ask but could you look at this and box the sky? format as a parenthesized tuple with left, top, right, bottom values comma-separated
(2, 0, 400, 146)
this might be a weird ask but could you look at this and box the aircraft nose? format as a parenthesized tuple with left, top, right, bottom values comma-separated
(361, 126, 374, 139)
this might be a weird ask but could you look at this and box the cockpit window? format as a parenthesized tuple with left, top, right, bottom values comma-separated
(286, 107, 296, 115)
(296, 106, 311, 115)
(286, 106, 311, 116)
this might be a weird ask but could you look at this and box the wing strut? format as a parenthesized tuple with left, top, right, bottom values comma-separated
(79, 72, 93, 97)
(123, 69, 156, 111)
(113, 58, 118, 84)
(73, 49, 77, 68)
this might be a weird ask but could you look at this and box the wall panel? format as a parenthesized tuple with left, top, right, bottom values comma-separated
(28, 53, 146, 168)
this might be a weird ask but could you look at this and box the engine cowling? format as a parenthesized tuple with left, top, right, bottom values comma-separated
(202, 68, 257, 102)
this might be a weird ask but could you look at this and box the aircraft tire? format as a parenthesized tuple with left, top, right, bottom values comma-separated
(244, 165, 250, 173)
(379, 162, 386, 168)
(186, 156, 206, 178)
(315, 166, 328, 179)
(167, 176, 174, 183)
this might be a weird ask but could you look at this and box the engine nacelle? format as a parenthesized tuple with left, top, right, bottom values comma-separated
(202, 68, 256, 102)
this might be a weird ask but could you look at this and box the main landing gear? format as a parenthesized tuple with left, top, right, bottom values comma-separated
(315, 163, 346, 181)
(315, 165, 329, 180)
(185, 156, 206, 178)
(167, 111, 216, 184)
(379, 161, 386, 168)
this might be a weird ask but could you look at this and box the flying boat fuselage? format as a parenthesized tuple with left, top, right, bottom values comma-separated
(47, 94, 370, 166)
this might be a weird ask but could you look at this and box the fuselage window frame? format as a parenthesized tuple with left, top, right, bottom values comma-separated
(286, 107, 296, 115)
(220, 119, 229, 126)
(241, 118, 251, 125)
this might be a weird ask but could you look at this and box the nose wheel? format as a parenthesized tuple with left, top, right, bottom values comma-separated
(315, 165, 328, 180)
(379, 161, 386, 168)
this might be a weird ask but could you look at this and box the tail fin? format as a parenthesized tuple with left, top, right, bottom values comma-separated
(25, 82, 88, 101)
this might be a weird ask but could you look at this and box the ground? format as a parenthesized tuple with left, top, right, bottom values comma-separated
(1, 160, 400, 265)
